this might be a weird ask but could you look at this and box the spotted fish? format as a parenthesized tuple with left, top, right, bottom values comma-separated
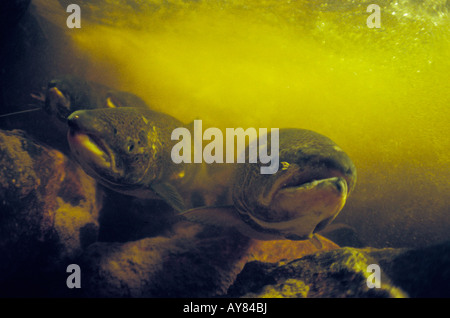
(67, 107, 192, 212)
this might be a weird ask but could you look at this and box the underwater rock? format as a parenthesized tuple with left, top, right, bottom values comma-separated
(79, 222, 338, 297)
(0, 129, 101, 290)
(79, 223, 252, 297)
(228, 247, 407, 298)
(228, 241, 450, 298)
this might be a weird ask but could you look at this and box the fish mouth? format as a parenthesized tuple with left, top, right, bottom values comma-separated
(67, 128, 114, 173)
(250, 173, 348, 240)
(280, 166, 349, 194)
(271, 176, 348, 220)
(259, 164, 349, 208)
(67, 111, 134, 191)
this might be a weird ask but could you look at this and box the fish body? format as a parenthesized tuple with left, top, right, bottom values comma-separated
(67, 107, 356, 241)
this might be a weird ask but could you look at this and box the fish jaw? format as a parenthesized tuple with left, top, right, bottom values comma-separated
(45, 87, 71, 121)
(252, 176, 348, 240)
(68, 130, 114, 171)
(67, 112, 123, 184)
(68, 121, 160, 200)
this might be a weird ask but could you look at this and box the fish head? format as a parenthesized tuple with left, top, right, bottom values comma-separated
(233, 128, 357, 240)
(44, 79, 72, 121)
(44, 76, 98, 122)
(67, 107, 167, 192)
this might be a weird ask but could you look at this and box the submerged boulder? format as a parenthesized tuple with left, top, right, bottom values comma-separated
(79, 223, 252, 297)
(228, 240, 450, 298)
(228, 247, 407, 298)
(79, 223, 338, 298)
(0, 129, 101, 295)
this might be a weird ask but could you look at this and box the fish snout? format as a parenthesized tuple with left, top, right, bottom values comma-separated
(67, 113, 117, 181)
(67, 110, 103, 134)
(67, 113, 80, 130)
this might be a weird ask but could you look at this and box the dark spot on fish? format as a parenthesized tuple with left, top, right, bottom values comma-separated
(132, 154, 141, 164)
(113, 128, 117, 135)
(138, 130, 146, 145)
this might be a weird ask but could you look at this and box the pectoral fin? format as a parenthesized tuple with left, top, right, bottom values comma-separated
(181, 206, 280, 240)
(181, 206, 242, 227)
(151, 182, 186, 212)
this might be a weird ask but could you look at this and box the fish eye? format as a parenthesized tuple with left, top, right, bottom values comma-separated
(113, 128, 117, 135)
(128, 141, 135, 152)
